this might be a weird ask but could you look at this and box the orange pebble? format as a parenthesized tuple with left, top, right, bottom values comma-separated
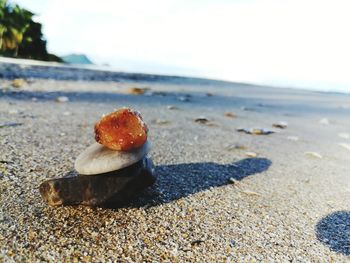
(94, 108, 148, 151)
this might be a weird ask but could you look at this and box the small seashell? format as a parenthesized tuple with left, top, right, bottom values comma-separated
(338, 143, 350, 151)
(224, 112, 237, 118)
(338, 133, 350, 139)
(304, 152, 322, 159)
(225, 144, 247, 151)
(74, 141, 151, 175)
(11, 78, 26, 88)
(287, 136, 299, 141)
(237, 128, 274, 135)
(272, 121, 288, 129)
(319, 118, 329, 125)
(8, 109, 19, 114)
(56, 96, 69, 103)
(245, 152, 258, 157)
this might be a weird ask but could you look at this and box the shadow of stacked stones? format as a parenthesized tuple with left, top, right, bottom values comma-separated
(129, 157, 272, 208)
(316, 211, 350, 256)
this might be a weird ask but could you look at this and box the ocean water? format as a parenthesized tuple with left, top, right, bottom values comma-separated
(1, 56, 349, 94)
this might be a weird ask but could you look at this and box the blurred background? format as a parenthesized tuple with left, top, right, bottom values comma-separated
(1, 0, 350, 92)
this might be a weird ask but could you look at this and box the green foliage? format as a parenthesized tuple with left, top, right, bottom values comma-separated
(0, 0, 62, 62)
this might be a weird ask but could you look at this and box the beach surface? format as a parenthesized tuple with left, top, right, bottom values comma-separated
(0, 59, 349, 262)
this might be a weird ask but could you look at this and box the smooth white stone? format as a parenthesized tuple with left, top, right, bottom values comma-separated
(74, 141, 150, 175)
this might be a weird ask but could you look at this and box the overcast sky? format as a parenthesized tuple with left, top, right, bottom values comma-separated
(13, 0, 350, 92)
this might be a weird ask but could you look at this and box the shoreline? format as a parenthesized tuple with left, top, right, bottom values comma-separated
(1, 57, 349, 95)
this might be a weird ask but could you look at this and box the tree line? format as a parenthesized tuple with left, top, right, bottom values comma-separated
(0, 0, 62, 62)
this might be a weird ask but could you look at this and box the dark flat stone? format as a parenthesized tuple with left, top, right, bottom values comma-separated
(39, 157, 155, 207)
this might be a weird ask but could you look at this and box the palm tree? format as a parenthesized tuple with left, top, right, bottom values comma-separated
(0, 0, 33, 56)
(0, 0, 61, 61)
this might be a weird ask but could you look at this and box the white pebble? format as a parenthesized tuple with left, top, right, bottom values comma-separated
(8, 109, 19, 114)
(338, 143, 350, 151)
(56, 96, 69, 103)
(304, 152, 322, 159)
(75, 141, 151, 175)
(338, 133, 350, 139)
(245, 152, 258, 157)
(319, 118, 329, 125)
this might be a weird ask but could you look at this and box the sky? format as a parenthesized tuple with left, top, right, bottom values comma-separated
(12, 0, 350, 92)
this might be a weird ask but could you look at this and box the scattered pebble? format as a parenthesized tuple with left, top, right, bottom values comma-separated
(236, 128, 274, 135)
(224, 112, 236, 118)
(20, 113, 36, 119)
(167, 105, 179, 110)
(63, 111, 71, 116)
(128, 87, 149, 95)
(338, 133, 350, 139)
(151, 91, 167, 96)
(8, 109, 19, 114)
(194, 117, 209, 124)
(152, 119, 171, 125)
(11, 78, 26, 88)
(319, 118, 330, 125)
(338, 143, 350, 151)
(230, 240, 236, 247)
(0, 87, 11, 93)
(245, 152, 258, 157)
(241, 189, 261, 196)
(240, 106, 257, 112)
(0, 122, 23, 128)
(178, 95, 191, 102)
(272, 121, 288, 129)
(304, 152, 323, 159)
(55, 96, 69, 103)
(229, 177, 239, 184)
(193, 117, 218, 127)
(191, 240, 205, 246)
(225, 143, 247, 151)
(287, 136, 299, 141)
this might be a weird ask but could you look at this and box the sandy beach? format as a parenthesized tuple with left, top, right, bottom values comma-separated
(0, 60, 349, 261)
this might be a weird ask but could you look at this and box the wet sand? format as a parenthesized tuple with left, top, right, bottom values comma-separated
(0, 60, 349, 261)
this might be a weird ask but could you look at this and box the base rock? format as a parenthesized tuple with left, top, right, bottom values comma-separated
(39, 157, 155, 206)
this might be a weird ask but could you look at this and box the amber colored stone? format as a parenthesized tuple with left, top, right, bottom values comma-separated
(94, 108, 148, 151)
